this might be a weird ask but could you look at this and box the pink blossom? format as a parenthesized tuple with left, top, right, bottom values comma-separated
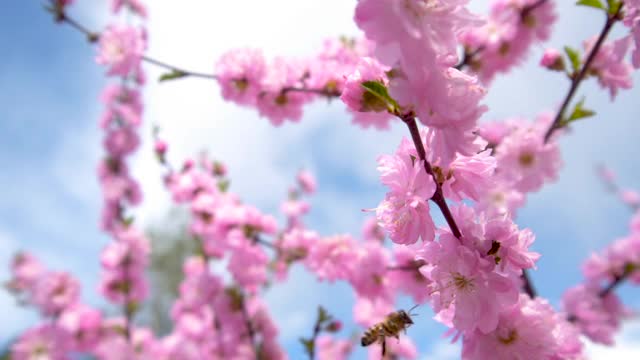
(111, 0, 147, 18)
(9, 252, 45, 293)
(418, 235, 519, 333)
(318, 36, 374, 64)
(96, 25, 146, 77)
(441, 149, 496, 202)
(154, 139, 167, 154)
(104, 127, 140, 156)
(280, 199, 310, 219)
(459, 0, 556, 83)
(355, 0, 480, 68)
(620, 189, 640, 207)
(366, 336, 418, 360)
(462, 295, 583, 360)
(389, 245, 430, 303)
(494, 115, 561, 193)
(12, 324, 73, 360)
(348, 243, 393, 300)
(297, 169, 317, 194)
(99, 227, 150, 304)
(477, 120, 513, 146)
(57, 303, 103, 351)
(216, 48, 266, 106)
(317, 335, 352, 360)
(349, 110, 393, 130)
(582, 234, 640, 285)
(32, 271, 80, 316)
(540, 47, 566, 73)
(585, 36, 633, 99)
(227, 232, 269, 293)
(475, 183, 526, 217)
(305, 234, 358, 281)
(375, 137, 437, 244)
(99, 85, 144, 128)
(362, 217, 385, 243)
(279, 228, 319, 264)
(340, 57, 390, 113)
(353, 296, 394, 328)
(623, 2, 640, 68)
(562, 284, 629, 345)
(394, 68, 487, 163)
(540, 48, 562, 67)
(255, 57, 310, 126)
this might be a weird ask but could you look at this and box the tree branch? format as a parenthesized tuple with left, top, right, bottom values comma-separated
(543, 4, 623, 143)
(401, 116, 463, 239)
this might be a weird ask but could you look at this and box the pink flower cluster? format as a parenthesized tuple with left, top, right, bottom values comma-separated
(477, 113, 562, 216)
(462, 295, 582, 360)
(96, 25, 146, 79)
(7, 253, 79, 317)
(98, 227, 150, 304)
(111, 0, 147, 18)
(459, 0, 556, 83)
(623, 0, 640, 68)
(584, 36, 634, 99)
(354, 0, 487, 162)
(215, 38, 379, 127)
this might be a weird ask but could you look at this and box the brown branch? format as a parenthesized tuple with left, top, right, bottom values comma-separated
(522, 270, 537, 298)
(141, 56, 218, 80)
(282, 86, 341, 98)
(240, 299, 260, 356)
(543, 4, 623, 143)
(401, 116, 463, 239)
(50, 10, 218, 80)
(387, 259, 427, 272)
(599, 264, 636, 298)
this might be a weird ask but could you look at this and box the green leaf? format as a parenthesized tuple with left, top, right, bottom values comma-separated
(217, 179, 230, 193)
(576, 0, 606, 10)
(558, 98, 596, 128)
(159, 70, 188, 82)
(563, 46, 582, 74)
(568, 98, 596, 122)
(607, 0, 622, 15)
(299, 338, 314, 357)
(317, 305, 330, 323)
(360, 81, 399, 114)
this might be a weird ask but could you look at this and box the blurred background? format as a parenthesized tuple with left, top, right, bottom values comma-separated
(2, 0, 640, 358)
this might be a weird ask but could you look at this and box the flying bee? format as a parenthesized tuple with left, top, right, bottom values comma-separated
(361, 305, 419, 358)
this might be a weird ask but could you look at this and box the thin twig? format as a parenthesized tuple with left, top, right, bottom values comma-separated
(52, 10, 218, 80)
(543, 4, 623, 143)
(141, 56, 218, 80)
(401, 116, 463, 239)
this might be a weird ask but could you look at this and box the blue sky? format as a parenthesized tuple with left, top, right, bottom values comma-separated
(2, 0, 640, 358)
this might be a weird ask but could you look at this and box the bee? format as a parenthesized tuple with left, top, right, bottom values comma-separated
(361, 305, 418, 357)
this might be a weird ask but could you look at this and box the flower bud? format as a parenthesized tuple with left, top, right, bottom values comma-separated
(540, 48, 565, 71)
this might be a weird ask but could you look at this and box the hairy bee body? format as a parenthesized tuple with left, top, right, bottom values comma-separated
(361, 310, 414, 356)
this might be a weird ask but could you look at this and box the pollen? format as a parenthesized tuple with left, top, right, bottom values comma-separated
(518, 152, 535, 167)
(452, 273, 474, 291)
(497, 329, 518, 345)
